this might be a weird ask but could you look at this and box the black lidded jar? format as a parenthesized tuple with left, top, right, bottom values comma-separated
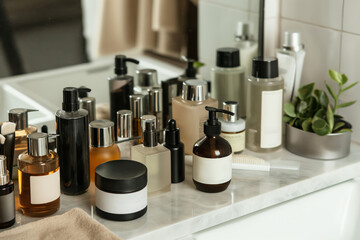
(56, 87, 90, 195)
(95, 160, 147, 221)
(0, 155, 15, 229)
(192, 106, 233, 193)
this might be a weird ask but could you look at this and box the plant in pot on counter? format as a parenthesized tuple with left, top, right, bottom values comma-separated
(283, 69, 358, 136)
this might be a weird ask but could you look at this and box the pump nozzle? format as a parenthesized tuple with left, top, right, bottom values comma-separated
(204, 106, 234, 136)
(62, 87, 91, 112)
(115, 55, 140, 75)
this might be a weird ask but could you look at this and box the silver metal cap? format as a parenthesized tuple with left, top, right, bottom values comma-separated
(136, 69, 159, 87)
(182, 80, 208, 101)
(80, 97, 96, 122)
(89, 120, 115, 148)
(223, 101, 238, 122)
(283, 31, 304, 52)
(8, 108, 38, 130)
(235, 22, 249, 40)
(130, 94, 145, 118)
(0, 155, 9, 186)
(148, 87, 163, 113)
(27, 132, 49, 157)
(117, 110, 132, 138)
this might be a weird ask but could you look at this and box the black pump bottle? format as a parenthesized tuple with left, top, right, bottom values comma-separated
(109, 55, 139, 134)
(192, 106, 234, 193)
(55, 87, 90, 195)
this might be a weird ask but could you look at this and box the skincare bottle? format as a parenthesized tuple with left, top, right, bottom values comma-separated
(0, 155, 15, 229)
(172, 80, 218, 154)
(276, 31, 305, 102)
(246, 57, 284, 152)
(8, 108, 38, 177)
(164, 119, 185, 183)
(109, 55, 139, 135)
(18, 133, 60, 217)
(193, 107, 234, 193)
(117, 110, 138, 159)
(89, 120, 120, 182)
(131, 119, 171, 195)
(134, 69, 159, 114)
(219, 101, 246, 154)
(129, 94, 145, 139)
(56, 87, 90, 195)
(79, 87, 96, 122)
(148, 87, 164, 143)
(210, 48, 247, 118)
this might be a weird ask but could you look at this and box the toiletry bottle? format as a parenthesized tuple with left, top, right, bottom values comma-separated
(164, 119, 185, 183)
(8, 108, 38, 178)
(56, 87, 90, 195)
(131, 119, 171, 195)
(172, 80, 218, 154)
(89, 120, 120, 182)
(109, 55, 139, 135)
(18, 133, 60, 217)
(117, 110, 138, 159)
(193, 107, 234, 193)
(79, 87, 96, 122)
(0, 155, 15, 229)
(219, 101, 246, 154)
(246, 57, 284, 152)
(276, 31, 305, 103)
(210, 48, 247, 118)
(129, 94, 145, 140)
(134, 69, 159, 114)
(148, 87, 164, 143)
(140, 115, 156, 143)
(234, 22, 258, 80)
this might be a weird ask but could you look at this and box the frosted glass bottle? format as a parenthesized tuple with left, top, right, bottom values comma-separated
(246, 57, 284, 153)
(172, 80, 218, 155)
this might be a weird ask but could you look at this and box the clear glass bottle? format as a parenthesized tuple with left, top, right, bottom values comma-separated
(172, 80, 218, 155)
(193, 107, 233, 193)
(8, 108, 38, 179)
(0, 155, 15, 228)
(117, 110, 138, 159)
(130, 94, 145, 141)
(131, 119, 171, 196)
(89, 120, 120, 182)
(211, 48, 246, 118)
(246, 57, 284, 153)
(18, 133, 60, 217)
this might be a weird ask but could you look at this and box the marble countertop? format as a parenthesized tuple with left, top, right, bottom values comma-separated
(5, 143, 360, 240)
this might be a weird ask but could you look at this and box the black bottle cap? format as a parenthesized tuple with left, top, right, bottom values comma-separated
(185, 60, 196, 78)
(251, 57, 279, 78)
(62, 87, 91, 112)
(41, 125, 48, 133)
(165, 119, 181, 146)
(95, 160, 147, 193)
(216, 47, 240, 68)
(114, 55, 140, 75)
(78, 86, 89, 98)
(143, 119, 157, 147)
(204, 106, 234, 136)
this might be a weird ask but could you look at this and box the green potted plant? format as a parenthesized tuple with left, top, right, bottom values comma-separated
(283, 69, 358, 159)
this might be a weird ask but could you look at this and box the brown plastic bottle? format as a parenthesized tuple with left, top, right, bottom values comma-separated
(192, 107, 234, 193)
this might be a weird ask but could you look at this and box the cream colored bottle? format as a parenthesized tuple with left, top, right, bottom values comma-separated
(172, 80, 218, 155)
(131, 119, 171, 196)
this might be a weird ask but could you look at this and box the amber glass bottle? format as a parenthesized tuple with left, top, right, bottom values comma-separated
(193, 107, 233, 193)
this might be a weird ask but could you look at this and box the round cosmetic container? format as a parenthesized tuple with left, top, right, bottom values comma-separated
(95, 160, 147, 221)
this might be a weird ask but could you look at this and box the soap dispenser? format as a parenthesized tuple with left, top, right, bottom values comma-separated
(193, 106, 234, 193)
(79, 87, 96, 122)
(109, 55, 140, 134)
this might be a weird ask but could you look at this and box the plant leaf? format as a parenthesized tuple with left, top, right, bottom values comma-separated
(284, 102, 296, 117)
(298, 83, 314, 100)
(341, 74, 348, 85)
(325, 82, 336, 100)
(193, 61, 205, 68)
(314, 108, 325, 119)
(326, 104, 334, 132)
(329, 69, 342, 85)
(333, 122, 345, 131)
(302, 118, 312, 131)
(297, 100, 308, 114)
(319, 90, 329, 108)
(289, 118, 296, 126)
(342, 81, 358, 92)
(312, 118, 330, 136)
(337, 100, 356, 108)
(337, 128, 352, 133)
(283, 115, 292, 123)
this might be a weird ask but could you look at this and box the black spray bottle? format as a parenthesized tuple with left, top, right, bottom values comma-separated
(109, 55, 139, 134)
(164, 119, 185, 183)
(56, 87, 90, 195)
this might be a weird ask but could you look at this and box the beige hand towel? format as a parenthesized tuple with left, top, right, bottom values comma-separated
(0, 208, 121, 240)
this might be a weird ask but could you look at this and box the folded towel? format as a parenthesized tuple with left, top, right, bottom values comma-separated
(0, 208, 121, 240)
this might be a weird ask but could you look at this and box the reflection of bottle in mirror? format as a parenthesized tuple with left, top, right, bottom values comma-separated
(234, 22, 258, 80)
(276, 31, 305, 103)
(172, 80, 218, 155)
(211, 48, 246, 118)
(0, 155, 15, 229)
(18, 133, 60, 217)
(246, 57, 284, 153)
(117, 110, 138, 159)
(109, 55, 139, 135)
(148, 87, 164, 143)
(129, 94, 145, 141)
(89, 120, 120, 182)
(8, 108, 38, 179)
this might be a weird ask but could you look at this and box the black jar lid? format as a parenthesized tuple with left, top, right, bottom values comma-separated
(95, 160, 147, 194)
(251, 57, 279, 78)
(216, 47, 240, 68)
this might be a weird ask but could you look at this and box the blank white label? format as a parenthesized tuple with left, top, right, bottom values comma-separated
(30, 169, 60, 204)
(193, 154, 232, 184)
(261, 90, 283, 148)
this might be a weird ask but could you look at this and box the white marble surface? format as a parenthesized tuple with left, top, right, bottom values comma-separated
(3, 143, 360, 240)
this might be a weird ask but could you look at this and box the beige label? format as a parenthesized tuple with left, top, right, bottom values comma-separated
(220, 132, 245, 153)
(30, 169, 60, 204)
(193, 154, 232, 184)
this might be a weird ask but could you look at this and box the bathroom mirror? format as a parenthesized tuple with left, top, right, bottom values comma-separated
(0, 0, 260, 79)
